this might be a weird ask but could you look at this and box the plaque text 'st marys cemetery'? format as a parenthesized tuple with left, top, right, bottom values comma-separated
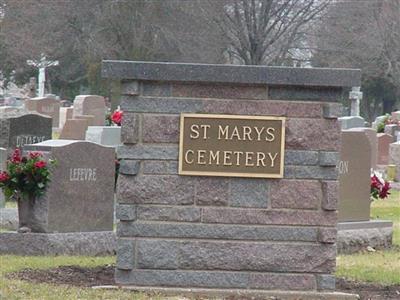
(179, 114, 285, 178)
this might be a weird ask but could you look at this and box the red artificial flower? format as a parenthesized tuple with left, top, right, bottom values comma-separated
(379, 182, 391, 199)
(0, 171, 10, 182)
(111, 110, 123, 126)
(11, 149, 22, 163)
(34, 161, 47, 169)
(29, 151, 43, 159)
(371, 175, 382, 190)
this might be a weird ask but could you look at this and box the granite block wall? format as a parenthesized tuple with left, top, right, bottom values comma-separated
(103, 61, 360, 292)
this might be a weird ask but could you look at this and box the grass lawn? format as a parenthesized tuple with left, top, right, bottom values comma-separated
(336, 189, 400, 285)
(0, 256, 166, 300)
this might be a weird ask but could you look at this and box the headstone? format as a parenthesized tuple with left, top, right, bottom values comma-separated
(338, 116, 365, 130)
(338, 130, 371, 222)
(384, 124, 400, 142)
(389, 142, 400, 181)
(25, 96, 60, 127)
(0, 112, 52, 151)
(86, 126, 121, 146)
(377, 133, 393, 165)
(59, 107, 73, 129)
(349, 86, 362, 116)
(24, 140, 115, 232)
(59, 119, 89, 140)
(74, 114, 95, 126)
(0, 147, 6, 208)
(103, 60, 361, 298)
(73, 95, 106, 126)
(391, 111, 400, 121)
(352, 127, 377, 169)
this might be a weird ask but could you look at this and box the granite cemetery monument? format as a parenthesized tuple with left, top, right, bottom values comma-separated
(23, 140, 115, 233)
(338, 130, 371, 222)
(384, 124, 400, 142)
(337, 129, 393, 253)
(86, 126, 121, 147)
(0, 112, 52, 152)
(25, 95, 60, 127)
(60, 119, 91, 140)
(73, 95, 106, 126)
(352, 127, 377, 170)
(59, 107, 73, 129)
(377, 133, 393, 165)
(102, 60, 360, 299)
(389, 142, 400, 181)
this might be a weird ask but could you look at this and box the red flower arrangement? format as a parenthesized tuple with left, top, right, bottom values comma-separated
(371, 172, 391, 200)
(0, 149, 56, 198)
(111, 110, 123, 126)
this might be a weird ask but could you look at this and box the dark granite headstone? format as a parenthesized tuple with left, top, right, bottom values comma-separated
(0, 113, 52, 152)
(24, 140, 115, 233)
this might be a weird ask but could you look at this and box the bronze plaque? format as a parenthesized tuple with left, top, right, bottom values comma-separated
(179, 114, 285, 178)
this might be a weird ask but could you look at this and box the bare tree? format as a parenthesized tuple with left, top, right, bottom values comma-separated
(0, 0, 226, 98)
(314, 0, 400, 119)
(219, 0, 329, 65)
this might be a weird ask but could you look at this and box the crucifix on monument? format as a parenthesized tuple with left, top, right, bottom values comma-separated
(349, 86, 363, 116)
(27, 53, 59, 97)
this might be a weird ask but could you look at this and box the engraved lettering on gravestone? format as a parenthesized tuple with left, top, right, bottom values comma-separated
(16, 135, 46, 147)
(179, 114, 285, 178)
(69, 168, 97, 181)
(337, 161, 349, 174)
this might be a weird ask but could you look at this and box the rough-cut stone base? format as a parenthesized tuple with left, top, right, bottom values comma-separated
(93, 286, 359, 300)
(0, 208, 18, 230)
(337, 220, 393, 254)
(0, 231, 116, 255)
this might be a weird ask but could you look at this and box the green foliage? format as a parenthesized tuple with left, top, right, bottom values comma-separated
(377, 121, 386, 133)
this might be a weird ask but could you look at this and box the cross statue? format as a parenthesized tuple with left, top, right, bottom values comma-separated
(27, 53, 59, 97)
(349, 86, 363, 117)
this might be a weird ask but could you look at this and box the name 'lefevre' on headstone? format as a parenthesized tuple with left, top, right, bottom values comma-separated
(179, 114, 285, 178)
(69, 168, 97, 181)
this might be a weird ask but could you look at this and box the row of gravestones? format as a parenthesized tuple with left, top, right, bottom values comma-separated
(0, 114, 382, 229)
(1, 94, 121, 145)
(339, 126, 400, 223)
(0, 100, 118, 229)
(0, 114, 115, 231)
(338, 112, 400, 179)
(340, 111, 400, 142)
(26, 94, 105, 139)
